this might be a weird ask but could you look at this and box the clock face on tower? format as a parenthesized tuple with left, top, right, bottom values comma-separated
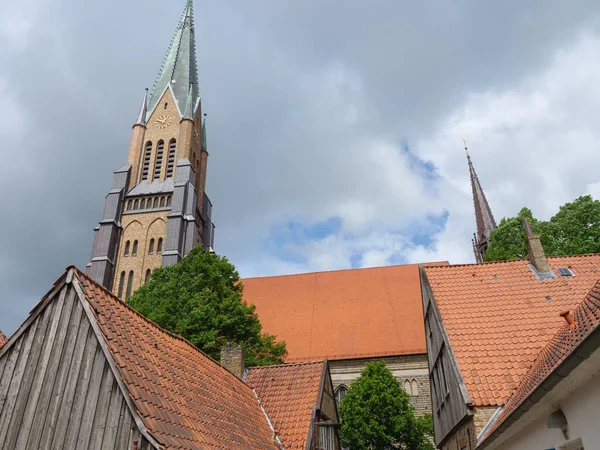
(155, 115, 173, 129)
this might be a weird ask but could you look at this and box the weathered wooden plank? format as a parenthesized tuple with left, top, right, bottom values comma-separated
(25, 287, 78, 450)
(0, 330, 24, 419)
(115, 402, 133, 450)
(37, 302, 88, 450)
(0, 347, 8, 382)
(102, 384, 125, 449)
(0, 313, 40, 443)
(62, 332, 101, 448)
(51, 325, 97, 449)
(14, 287, 67, 450)
(3, 300, 55, 450)
(89, 363, 116, 450)
(74, 348, 106, 448)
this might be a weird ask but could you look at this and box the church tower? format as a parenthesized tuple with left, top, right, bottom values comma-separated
(87, 0, 215, 298)
(467, 147, 497, 263)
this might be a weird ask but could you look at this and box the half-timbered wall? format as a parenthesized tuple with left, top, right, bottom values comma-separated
(420, 267, 471, 448)
(0, 282, 153, 450)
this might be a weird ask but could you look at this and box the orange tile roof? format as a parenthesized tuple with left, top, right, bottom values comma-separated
(0, 331, 6, 347)
(479, 280, 600, 446)
(74, 269, 279, 450)
(247, 361, 324, 449)
(243, 263, 447, 362)
(424, 254, 600, 407)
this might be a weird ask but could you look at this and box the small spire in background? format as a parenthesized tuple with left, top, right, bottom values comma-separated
(463, 139, 469, 158)
(135, 88, 149, 125)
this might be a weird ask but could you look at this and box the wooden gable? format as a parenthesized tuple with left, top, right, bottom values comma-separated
(0, 271, 155, 450)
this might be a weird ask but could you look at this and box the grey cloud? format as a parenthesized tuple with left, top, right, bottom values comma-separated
(1, 0, 600, 334)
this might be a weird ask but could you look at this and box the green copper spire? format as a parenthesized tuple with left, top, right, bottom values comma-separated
(135, 88, 148, 125)
(202, 115, 207, 150)
(147, 0, 199, 117)
(182, 83, 194, 120)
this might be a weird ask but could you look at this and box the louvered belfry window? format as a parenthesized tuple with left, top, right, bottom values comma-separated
(154, 140, 164, 179)
(142, 141, 152, 180)
(167, 139, 176, 178)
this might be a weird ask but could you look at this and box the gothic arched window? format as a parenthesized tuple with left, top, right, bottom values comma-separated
(334, 385, 347, 406)
(160, 197, 165, 208)
(118, 271, 125, 298)
(166, 196, 172, 207)
(142, 141, 152, 180)
(153, 197, 158, 208)
(132, 240, 138, 256)
(411, 379, 419, 396)
(133, 199, 139, 210)
(145, 268, 151, 283)
(126, 271, 134, 299)
(157, 238, 163, 254)
(166, 139, 176, 178)
(404, 380, 411, 395)
(154, 140, 164, 179)
(126, 200, 133, 211)
(124, 241, 130, 256)
(148, 239, 155, 254)
(140, 198, 146, 209)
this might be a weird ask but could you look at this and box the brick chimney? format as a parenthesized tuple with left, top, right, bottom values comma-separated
(220, 342, 245, 379)
(523, 220, 551, 274)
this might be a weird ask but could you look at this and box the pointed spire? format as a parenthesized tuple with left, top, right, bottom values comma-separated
(201, 114, 207, 150)
(135, 88, 149, 125)
(148, 0, 199, 116)
(466, 143, 497, 263)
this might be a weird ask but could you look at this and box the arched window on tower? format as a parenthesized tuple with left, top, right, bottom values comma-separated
(140, 198, 146, 209)
(126, 271, 134, 299)
(132, 240, 138, 256)
(154, 140, 164, 179)
(160, 197, 165, 208)
(126, 200, 133, 211)
(157, 238, 163, 254)
(411, 379, 419, 396)
(142, 141, 152, 180)
(334, 386, 347, 407)
(166, 196, 172, 207)
(145, 269, 151, 283)
(124, 241, 130, 256)
(153, 197, 158, 208)
(118, 271, 125, 298)
(148, 239, 155, 254)
(133, 199, 139, 210)
(403, 380, 411, 395)
(166, 139, 176, 178)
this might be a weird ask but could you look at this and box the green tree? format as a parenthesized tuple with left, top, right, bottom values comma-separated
(484, 196, 600, 262)
(338, 361, 434, 450)
(128, 246, 287, 366)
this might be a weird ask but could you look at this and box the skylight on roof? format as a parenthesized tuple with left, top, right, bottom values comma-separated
(557, 268, 575, 277)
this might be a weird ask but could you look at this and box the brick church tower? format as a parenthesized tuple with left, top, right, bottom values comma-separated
(87, 0, 214, 298)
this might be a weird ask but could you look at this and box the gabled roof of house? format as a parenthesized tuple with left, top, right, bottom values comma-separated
(479, 280, 600, 447)
(423, 254, 600, 406)
(243, 262, 447, 362)
(0, 330, 7, 347)
(73, 268, 279, 450)
(247, 361, 324, 449)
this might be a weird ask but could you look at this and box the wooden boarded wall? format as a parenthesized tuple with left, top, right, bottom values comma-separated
(0, 282, 154, 450)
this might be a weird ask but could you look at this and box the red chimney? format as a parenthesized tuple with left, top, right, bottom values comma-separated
(560, 310, 575, 327)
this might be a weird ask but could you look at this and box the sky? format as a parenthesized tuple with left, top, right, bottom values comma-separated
(1, 0, 600, 334)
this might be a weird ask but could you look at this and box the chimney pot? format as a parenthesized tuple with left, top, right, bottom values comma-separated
(560, 310, 575, 327)
(220, 344, 245, 379)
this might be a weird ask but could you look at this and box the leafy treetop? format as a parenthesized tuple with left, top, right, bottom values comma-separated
(485, 195, 600, 262)
(128, 246, 287, 367)
(338, 361, 434, 450)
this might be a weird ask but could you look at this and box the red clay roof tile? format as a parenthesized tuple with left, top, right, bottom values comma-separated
(479, 280, 600, 445)
(424, 254, 600, 407)
(0, 331, 6, 347)
(243, 262, 447, 362)
(74, 269, 279, 450)
(246, 361, 324, 449)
